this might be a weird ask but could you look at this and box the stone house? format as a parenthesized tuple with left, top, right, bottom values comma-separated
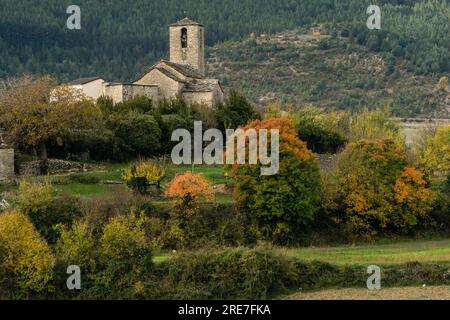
(67, 77, 106, 100)
(67, 18, 224, 107)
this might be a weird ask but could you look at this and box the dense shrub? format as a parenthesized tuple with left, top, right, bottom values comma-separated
(114, 95, 156, 114)
(232, 118, 321, 244)
(160, 114, 190, 154)
(56, 221, 97, 273)
(90, 214, 153, 298)
(347, 108, 403, 143)
(56, 213, 153, 299)
(17, 180, 82, 243)
(215, 90, 260, 131)
(155, 248, 297, 299)
(160, 204, 251, 250)
(107, 112, 161, 160)
(0, 210, 55, 298)
(68, 173, 101, 185)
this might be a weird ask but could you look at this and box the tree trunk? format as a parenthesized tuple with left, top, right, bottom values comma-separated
(39, 142, 48, 161)
(39, 142, 49, 175)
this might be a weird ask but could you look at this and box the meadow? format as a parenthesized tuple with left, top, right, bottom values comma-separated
(46, 162, 233, 202)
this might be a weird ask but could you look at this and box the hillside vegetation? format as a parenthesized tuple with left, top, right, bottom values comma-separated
(1, 0, 450, 86)
(208, 29, 450, 117)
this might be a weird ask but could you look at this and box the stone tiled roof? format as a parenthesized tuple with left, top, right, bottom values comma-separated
(162, 60, 204, 79)
(170, 17, 203, 27)
(183, 79, 220, 93)
(135, 60, 204, 83)
(68, 77, 102, 85)
(134, 60, 222, 93)
(155, 66, 185, 82)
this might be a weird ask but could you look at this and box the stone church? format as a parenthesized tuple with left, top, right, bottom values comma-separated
(68, 18, 224, 107)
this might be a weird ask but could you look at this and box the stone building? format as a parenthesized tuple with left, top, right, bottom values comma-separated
(67, 18, 224, 107)
(67, 77, 106, 101)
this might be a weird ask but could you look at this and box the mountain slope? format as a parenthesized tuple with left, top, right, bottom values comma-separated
(1, 0, 449, 84)
(207, 29, 450, 118)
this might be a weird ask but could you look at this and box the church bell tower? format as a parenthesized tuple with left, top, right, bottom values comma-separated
(169, 17, 205, 76)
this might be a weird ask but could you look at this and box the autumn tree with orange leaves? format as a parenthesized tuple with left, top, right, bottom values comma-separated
(231, 118, 321, 244)
(325, 139, 434, 237)
(165, 172, 215, 219)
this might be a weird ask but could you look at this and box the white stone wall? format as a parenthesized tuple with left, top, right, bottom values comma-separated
(71, 79, 105, 100)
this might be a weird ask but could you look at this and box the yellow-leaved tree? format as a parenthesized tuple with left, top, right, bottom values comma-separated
(0, 75, 103, 162)
(419, 125, 450, 184)
(122, 159, 167, 193)
(0, 210, 55, 297)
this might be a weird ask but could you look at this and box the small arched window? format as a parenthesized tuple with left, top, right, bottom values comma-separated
(181, 28, 188, 48)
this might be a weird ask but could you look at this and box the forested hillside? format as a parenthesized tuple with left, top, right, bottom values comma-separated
(208, 29, 450, 118)
(0, 0, 449, 84)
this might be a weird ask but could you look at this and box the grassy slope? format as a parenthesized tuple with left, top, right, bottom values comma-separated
(208, 30, 449, 118)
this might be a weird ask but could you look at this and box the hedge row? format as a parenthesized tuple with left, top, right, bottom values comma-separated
(151, 248, 450, 300)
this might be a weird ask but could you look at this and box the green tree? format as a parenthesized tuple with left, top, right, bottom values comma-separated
(291, 105, 347, 153)
(93, 214, 153, 298)
(232, 118, 321, 244)
(215, 90, 260, 131)
(107, 111, 161, 160)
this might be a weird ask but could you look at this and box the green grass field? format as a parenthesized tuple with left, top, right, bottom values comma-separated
(274, 239, 450, 265)
(47, 162, 231, 200)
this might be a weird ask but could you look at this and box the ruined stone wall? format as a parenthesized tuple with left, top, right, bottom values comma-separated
(169, 25, 205, 76)
(0, 149, 14, 180)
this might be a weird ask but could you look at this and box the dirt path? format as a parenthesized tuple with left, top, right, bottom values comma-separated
(283, 286, 450, 300)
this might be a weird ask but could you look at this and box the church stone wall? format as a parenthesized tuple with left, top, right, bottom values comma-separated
(0, 149, 14, 181)
(182, 91, 215, 107)
(131, 85, 159, 102)
(135, 69, 182, 100)
(105, 84, 159, 104)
